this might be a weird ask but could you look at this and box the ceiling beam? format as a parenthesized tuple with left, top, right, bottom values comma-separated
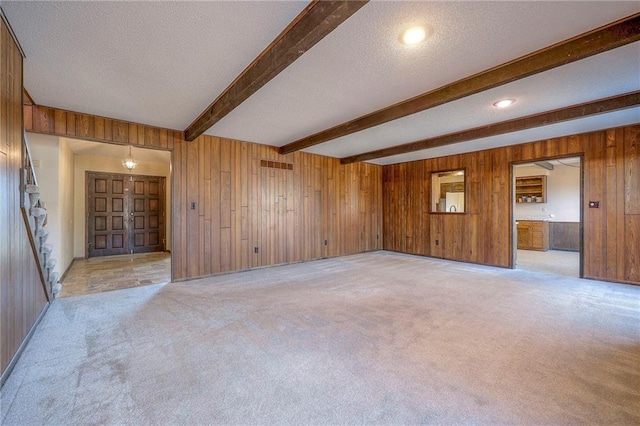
(534, 161, 554, 170)
(184, 0, 369, 142)
(280, 12, 640, 155)
(340, 91, 640, 164)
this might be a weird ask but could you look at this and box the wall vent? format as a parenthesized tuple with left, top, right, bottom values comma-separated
(260, 160, 293, 170)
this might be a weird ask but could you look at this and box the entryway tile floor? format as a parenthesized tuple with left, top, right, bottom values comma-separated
(58, 252, 171, 298)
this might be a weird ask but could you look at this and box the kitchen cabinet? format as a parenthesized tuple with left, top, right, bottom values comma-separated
(516, 175, 547, 203)
(517, 220, 549, 251)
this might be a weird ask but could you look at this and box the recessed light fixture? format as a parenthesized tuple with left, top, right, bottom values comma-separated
(400, 26, 427, 46)
(493, 99, 515, 108)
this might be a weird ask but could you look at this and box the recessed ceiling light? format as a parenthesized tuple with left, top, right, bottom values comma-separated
(400, 26, 427, 46)
(493, 99, 515, 108)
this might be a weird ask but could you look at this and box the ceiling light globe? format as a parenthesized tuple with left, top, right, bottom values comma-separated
(401, 26, 427, 45)
(493, 99, 515, 108)
(122, 146, 138, 171)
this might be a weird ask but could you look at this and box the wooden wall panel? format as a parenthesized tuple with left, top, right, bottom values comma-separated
(24, 104, 182, 151)
(171, 135, 383, 281)
(382, 124, 640, 285)
(625, 125, 639, 214)
(1, 19, 49, 379)
(17, 51, 638, 289)
(549, 222, 580, 252)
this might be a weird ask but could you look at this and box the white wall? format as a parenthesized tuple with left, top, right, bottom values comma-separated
(73, 155, 171, 258)
(27, 133, 74, 278)
(58, 138, 75, 274)
(515, 161, 580, 222)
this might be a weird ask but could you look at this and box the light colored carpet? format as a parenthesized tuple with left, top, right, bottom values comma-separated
(1, 251, 639, 425)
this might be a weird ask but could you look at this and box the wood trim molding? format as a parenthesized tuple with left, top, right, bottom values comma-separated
(184, 0, 368, 141)
(0, 7, 26, 58)
(280, 12, 640, 154)
(24, 104, 184, 150)
(23, 88, 35, 106)
(341, 91, 640, 164)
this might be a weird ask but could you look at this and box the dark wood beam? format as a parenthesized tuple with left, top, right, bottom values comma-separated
(184, 0, 368, 142)
(281, 12, 640, 154)
(340, 91, 640, 164)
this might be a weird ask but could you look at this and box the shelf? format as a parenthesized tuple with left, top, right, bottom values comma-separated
(516, 175, 547, 203)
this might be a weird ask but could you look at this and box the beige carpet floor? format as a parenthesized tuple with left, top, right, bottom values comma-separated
(1, 251, 638, 425)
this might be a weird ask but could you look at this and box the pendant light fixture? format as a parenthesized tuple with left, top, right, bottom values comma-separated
(122, 146, 138, 172)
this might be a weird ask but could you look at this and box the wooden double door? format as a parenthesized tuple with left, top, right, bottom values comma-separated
(87, 172, 166, 257)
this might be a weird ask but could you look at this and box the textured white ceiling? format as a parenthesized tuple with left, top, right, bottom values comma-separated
(371, 107, 640, 165)
(3, 1, 308, 129)
(207, 1, 640, 148)
(4, 1, 640, 165)
(305, 42, 640, 160)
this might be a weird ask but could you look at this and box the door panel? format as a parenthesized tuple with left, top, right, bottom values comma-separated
(88, 173, 129, 257)
(87, 172, 165, 257)
(130, 176, 165, 254)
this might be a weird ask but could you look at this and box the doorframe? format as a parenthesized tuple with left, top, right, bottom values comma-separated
(85, 170, 167, 258)
(510, 154, 584, 278)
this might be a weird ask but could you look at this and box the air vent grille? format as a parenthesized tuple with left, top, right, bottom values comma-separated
(260, 160, 293, 170)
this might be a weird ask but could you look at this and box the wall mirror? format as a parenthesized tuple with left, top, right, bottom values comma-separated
(432, 169, 465, 213)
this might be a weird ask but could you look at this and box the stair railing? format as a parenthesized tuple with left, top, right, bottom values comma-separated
(20, 131, 53, 300)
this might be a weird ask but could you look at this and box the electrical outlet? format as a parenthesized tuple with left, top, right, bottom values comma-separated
(254, 247, 259, 254)
(324, 240, 328, 246)
(190, 202, 196, 210)
(435, 239, 439, 246)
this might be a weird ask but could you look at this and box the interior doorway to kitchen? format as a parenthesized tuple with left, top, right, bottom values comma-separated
(512, 156, 583, 278)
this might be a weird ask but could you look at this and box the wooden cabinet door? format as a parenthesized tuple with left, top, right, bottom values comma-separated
(88, 173, 129, 257)
(517, 222, 532, 249)
(531, 226, 544, 249)
(517, 221, 549, 251)
(87, 172, 165, 257)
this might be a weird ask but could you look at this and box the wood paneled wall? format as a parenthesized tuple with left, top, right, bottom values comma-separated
(172, 136, 382, 280)
(1, 18, 49, 379)
(549, 222, 580, 252)
(21, 96, 640, 285)
(24, 104, 182, 151)
(22, 102, 384, 281)
(383, 124, 640, 285)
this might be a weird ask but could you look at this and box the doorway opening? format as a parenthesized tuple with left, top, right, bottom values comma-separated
(87, 171, 166, 257)
(26, 133, 172, 297)
(512, 156, 582, 278)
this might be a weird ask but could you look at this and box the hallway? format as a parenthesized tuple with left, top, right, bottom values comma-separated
(59, 252, 171, 297)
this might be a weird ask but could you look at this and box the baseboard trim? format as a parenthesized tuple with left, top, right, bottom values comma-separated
(0, 301, 51, 388)
(59, 258, 77, 283)
(171, 249, 384, 283)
